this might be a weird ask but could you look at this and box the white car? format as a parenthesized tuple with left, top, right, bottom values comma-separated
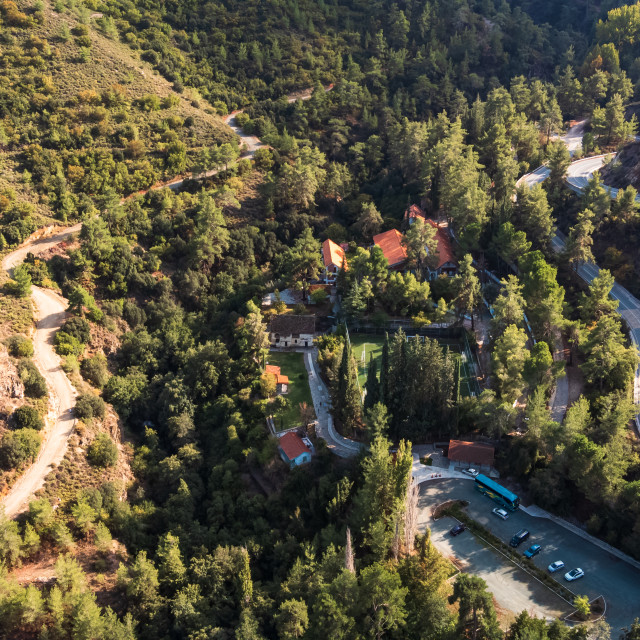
(462, 468, 479, 477)
(548, 560, 565, 573)
(564, 568, 585, 581)
(492, 508, 509, 520)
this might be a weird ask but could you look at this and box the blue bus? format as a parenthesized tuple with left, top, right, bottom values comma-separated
(475, 474, 520, 511)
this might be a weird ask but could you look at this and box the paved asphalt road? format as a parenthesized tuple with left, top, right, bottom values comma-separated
(423, 507, 569, 621)
(418, 478, 640, 632)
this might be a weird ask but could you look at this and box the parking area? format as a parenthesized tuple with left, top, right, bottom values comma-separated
(418, 478, 640, 632)
(428, 515, 569, 621)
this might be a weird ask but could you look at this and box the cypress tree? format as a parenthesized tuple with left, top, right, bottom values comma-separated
(379, 332, 390, 406)
(337, 336, 363, 434)
(364, 352, 379, 410)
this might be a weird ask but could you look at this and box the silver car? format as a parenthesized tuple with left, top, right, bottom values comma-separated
(492, 508, 509, 520)
(564, 568, 585, 581)
(548, 560, 565, 573)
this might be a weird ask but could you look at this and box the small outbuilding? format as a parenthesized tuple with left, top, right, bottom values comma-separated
(448, 439, 495, 467)
(265, 364, 289, 394)
(278, 431, 313, 468)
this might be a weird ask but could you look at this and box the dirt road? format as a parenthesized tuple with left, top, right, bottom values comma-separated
(2, 227, 81, 517)
(1, 288, 77, 517)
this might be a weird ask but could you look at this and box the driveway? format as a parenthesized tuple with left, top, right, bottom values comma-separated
(418, 478, 640, 632)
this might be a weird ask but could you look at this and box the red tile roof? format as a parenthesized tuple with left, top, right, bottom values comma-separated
(265, 364, 289, 385)
(322, 238, 346, 269)
(424, 219, 457, 269)
(404, 204, 426, 223)
(279, 431, 311, 460)
(373, 229, 407, 267)
(448, 440, 494, 466)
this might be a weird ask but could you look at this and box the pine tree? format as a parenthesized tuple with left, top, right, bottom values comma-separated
(364, 353, 379, 410)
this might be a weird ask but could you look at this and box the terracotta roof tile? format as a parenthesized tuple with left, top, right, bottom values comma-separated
(279, 431, 311, 460)
(322, 238, 346, 269)
(448, 440, 494, 466)
(404, 204, 426, 222)
(373, 229, 407, 267)
(424, 219, 456, 269)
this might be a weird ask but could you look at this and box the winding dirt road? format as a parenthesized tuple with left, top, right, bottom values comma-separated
(2, 226, 80, 517)
(0, 84, 337, 517)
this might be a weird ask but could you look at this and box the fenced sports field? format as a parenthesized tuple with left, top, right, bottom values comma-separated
(349, 332, 480, 398)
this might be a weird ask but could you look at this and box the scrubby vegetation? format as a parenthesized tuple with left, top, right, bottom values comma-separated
(2, 0, 640, 638)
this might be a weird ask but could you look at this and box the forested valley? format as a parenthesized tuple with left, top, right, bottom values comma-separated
(2, 0, 640, 638)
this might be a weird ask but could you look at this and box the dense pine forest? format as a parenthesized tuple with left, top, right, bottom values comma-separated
(2, 0, 640, 638)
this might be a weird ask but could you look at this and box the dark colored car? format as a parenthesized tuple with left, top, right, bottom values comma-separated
(510, 529, 530, 547)
(450, 523, 466, 536)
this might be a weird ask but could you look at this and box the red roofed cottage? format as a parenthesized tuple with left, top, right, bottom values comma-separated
(322, 238, 346, 283)
(278, 431, 313, 468)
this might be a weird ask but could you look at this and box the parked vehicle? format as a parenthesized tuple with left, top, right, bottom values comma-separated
(548, 560, 565, 573)
(510, 529, 530, 547)
(492, 507, 509, 520)
(449, 523, 466, 536)
(564, 568, 585, 581)
(475, 474, 520, 511)
(523, 544, 541, 558)
(462, 468, 479, 477)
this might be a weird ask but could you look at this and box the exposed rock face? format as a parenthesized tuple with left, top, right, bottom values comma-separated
(0, 346, 24, 401)
(600, 142, 640, 190)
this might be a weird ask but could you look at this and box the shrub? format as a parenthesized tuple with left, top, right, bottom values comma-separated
(0, 428, 41, 469)
(12, 406, 44, 430)
(87, 433, 118, 468)
(74, 393, 105, 420)
(54, 331, 83, 357)
(17, 359, 47, 398)
(5, 335, 33, 358)
(60, 317, 91, 343)
(123, 300, 146, 328)
(81, 353, 109, 389)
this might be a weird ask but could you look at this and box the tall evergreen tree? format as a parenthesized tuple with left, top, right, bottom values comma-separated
(379, 333, 390, 406)
(364, 353, 379, 410)
(337, 337, 363, 434)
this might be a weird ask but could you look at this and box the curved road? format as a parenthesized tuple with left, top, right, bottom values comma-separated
(2, 227, 80, 518)
(1, 85, 343, 517)
(519, 134, 640, 417)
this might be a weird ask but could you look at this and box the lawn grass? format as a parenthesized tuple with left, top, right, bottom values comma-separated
(265, 352, 315, 431)
(350, 336, 385, 387)
(350, 334, 477, 396)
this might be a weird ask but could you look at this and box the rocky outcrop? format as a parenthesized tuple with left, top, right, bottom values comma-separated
(0, 346, 24, 401)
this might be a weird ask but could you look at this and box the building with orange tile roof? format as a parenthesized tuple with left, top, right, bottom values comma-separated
(373, 229, 408, 269)
(264, 364, 289, 394)
(322, 238, 346, 283)
(403, 205, 458, 279)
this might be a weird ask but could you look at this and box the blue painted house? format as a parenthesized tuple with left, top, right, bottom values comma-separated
(278, 432, 313, 468)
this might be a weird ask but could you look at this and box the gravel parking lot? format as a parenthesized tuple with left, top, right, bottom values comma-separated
(418, 478, 640, 632)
